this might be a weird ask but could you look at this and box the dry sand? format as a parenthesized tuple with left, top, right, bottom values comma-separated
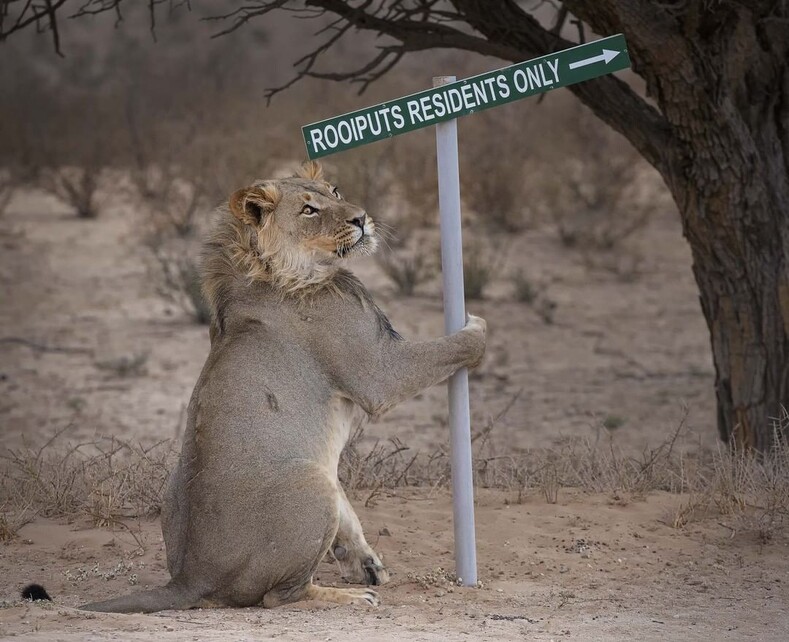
(2, 490, 788, 641)
(1, 189, 786, 640)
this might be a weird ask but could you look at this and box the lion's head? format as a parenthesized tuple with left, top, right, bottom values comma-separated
(229, 161, 378, 265)
(203, 162, 379, 320)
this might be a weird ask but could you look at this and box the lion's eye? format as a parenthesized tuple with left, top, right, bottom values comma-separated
(332, 187, 342, 200)
(301, 204, 320, 217)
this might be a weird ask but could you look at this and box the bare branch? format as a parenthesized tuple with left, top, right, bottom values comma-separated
(0, 0, 185, 45)
(207, 0, 523, 60)
(0, 0, 68, 52)
(1, 0, 678, 173)
(211, 0, 677, 174)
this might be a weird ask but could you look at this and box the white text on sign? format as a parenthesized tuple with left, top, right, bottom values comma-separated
(309, 59, 560, 154)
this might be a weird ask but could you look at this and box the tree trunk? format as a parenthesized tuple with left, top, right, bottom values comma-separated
(653, 24, 789, 449)
(680, 158, 789, 449)
(559, 2, 789, 448)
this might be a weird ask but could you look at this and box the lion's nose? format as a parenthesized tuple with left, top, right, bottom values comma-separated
(347, 213, 366, 230)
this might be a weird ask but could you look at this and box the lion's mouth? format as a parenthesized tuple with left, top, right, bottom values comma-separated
(336, 233, 367, 258)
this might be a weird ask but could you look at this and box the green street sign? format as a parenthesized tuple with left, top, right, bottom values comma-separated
(302, 34, 630, 159)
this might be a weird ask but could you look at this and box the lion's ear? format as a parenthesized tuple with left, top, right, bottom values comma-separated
(229, 183, 281, 226)
(294, 160, 324, 182)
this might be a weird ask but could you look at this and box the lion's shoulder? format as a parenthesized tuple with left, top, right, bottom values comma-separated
(331, 270, 402, 341)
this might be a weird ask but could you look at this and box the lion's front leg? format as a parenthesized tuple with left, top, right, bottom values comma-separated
(331, 485, 390, 586)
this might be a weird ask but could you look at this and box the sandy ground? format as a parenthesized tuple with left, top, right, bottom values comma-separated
(0, 189, 714, 454)
(3, 490, 788, 641)
(3, 189, 786, 639)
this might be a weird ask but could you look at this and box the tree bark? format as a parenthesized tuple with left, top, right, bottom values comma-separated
(671, 80, 789, 448)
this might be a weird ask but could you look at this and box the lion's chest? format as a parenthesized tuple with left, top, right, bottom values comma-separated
(323, 395, 356, 473)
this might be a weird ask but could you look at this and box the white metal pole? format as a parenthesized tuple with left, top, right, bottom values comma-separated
(433, 75, 477, 587)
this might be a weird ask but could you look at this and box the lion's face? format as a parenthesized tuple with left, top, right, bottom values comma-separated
(228, 163, 378, 268)
(271, 177, 378, 259)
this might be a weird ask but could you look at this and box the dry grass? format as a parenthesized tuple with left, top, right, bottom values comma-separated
(664, 415, 789, 541)
(3, 411, 788, 545)
(339, 405, 789, 541)
(0, 430, 175, 544)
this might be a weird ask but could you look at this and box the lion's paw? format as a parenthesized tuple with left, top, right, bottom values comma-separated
(309, 585, 380, 606)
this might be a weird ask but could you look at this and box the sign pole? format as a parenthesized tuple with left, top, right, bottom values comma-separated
(433, 75, 477, 587)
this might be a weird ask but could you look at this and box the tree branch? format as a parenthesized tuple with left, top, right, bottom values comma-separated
(0, 0, 69, 53)
(448, 0, 677, 174)
(203, 0, 678, 174)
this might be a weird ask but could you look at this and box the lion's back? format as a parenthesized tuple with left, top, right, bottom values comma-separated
(190, 323, 334, 461)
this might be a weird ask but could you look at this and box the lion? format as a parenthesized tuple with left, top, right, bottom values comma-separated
(79, 161, 486, 613)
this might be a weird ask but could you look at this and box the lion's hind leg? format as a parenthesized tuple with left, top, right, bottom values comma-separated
(332, 484, 390, 586)
(245, 462, 379, 609)
(263, 582, 379, 608)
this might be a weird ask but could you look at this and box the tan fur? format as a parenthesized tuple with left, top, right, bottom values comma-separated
(80, 162, 486, 614)
(296, 160, 324, 181)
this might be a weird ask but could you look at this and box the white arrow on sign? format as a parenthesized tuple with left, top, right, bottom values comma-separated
(568, 48, 621, 70)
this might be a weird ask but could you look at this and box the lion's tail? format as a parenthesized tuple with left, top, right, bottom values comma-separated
(80, 583, 199, 614)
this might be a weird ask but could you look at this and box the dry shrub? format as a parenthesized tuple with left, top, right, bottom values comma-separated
(0, 501, 34, 542)
(125, 89, 274, 325)
(94, 351, 150, 378)
(511, 268, 538, 304)
(0, 60, 113, 220)
(0, 432, 176, 541)
(668, 413, 789, 540)
(5, 411, 789, 544)
(459, 107, 535, 233)
(534, 101, 656, 251)
(127, 125, 212, 241)
(510, 270, 557, 323)
(328, 146, 394, 224)
(464, 239, 500, 300)
(39, 166, 104, 219)
(148, 244, 212, 325)
(125, 110, 259, 241)
(389, 134, 439, 228)
(377, 247, 439, 296)
(339, 424, 419, 496)
(0, 167, 29, 217)
(135, 171, 209, 238)
(23, 86, 125, 220)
